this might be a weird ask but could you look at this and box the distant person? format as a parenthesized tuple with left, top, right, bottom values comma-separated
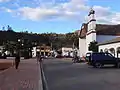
(3, 53, 6, 59)
(39, 55, 43, 62)
(36, 53, 40, 63)
(15, 52, 20, 69)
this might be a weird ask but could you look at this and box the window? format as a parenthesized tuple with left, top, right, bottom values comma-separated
(107, 53, 113, 57)
(41, 48, 44, 50)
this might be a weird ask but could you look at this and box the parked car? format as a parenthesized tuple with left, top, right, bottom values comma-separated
(85, 52, 120, 68)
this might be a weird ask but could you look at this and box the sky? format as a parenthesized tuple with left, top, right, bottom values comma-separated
(0, 0, 120, 34)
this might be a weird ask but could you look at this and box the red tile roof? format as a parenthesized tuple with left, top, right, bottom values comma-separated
(98, 37, 120, 45)
(79, 24, 120, 38)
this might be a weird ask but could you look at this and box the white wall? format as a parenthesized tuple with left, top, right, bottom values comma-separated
(32, 47, 37, 57)
(0, 46, 3, 53)
(97, 35, 120, 43)
(79, 38, 86, 57)
(62, 47, 73, 56)
(99, 42, 120, 58)
(86, 12, 96, 53)
(62, 47, 73, 51)
(86, 32, 96, 53)
(88, 21, 96, 31)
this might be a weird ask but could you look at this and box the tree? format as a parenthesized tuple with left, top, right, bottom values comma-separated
(7, 25, 14, 32)
(3, 40, 16, 56)
(65, 32, 79, 48)
(88, 41, 98, 52)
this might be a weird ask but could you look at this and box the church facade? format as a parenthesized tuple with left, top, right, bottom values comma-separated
(79, 9, 120, 57)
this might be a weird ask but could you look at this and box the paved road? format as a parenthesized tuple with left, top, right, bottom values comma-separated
(43, 58, 120, 90)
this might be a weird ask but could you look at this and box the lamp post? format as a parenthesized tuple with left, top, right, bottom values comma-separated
(16, 39, 20, 57)
(49, 35, 56, 56)
(18, 39, 21, 42)
(17, 39, 23, 56)
(22, 43, 24, 46)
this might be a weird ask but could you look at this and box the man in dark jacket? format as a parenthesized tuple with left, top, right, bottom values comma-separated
(15, 52, 20, 69)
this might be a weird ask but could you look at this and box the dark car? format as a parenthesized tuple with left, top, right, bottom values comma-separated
(86, 52, 120, 68)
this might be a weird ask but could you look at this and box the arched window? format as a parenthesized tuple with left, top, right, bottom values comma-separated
(109, 48, 115, 56)
(117, 47, 120, 53)
(100, 49, 103, 52)
(104, 48, 108, 53)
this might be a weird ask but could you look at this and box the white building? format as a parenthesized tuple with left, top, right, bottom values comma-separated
(32, 47, 37, 57)
(0, 46, 10, 55)
(79, 8, 120, 57)
(0, 46, 4, 53)
(61, 47, 73, 57)
(98, 37, 120, 58)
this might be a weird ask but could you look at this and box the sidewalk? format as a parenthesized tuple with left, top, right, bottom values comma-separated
(0, 58, 43, 90)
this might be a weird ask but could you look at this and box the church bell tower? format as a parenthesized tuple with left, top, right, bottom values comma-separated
(86, 8, 96, 53)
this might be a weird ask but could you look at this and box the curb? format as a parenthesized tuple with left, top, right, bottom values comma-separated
(0, 66, 14, 74)
(40, 62, 49, 90)
(38, 62, 43, 90)
(0, 60, 14, 74)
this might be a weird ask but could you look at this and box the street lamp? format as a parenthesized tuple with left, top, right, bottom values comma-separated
(17, 39, 21, 55)
(22, 43, 24, 46)
(18, 39, 21, 42)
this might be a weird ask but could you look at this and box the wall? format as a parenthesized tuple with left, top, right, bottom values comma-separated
(99, 42, 120, 58)
(86, 12, 96, 53)
(62, 47, 73, 51)
(79, 38, 86, 57)
(62, 47, 73, 56)
(88, 21, 96, 31)
(32, 47, 36, 57)
(86, 32, 96, 53)
(97, 35, 120, 43)
(0, 46, 3, 53)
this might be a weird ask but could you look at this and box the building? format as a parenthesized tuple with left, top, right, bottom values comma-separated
(0, 46, 11, 56)
(98, 37, 120, 58)
(79, 8, 120, 57)
(36, 44, 51, 57)
(32, 47, 37, 57)
(61, 47, 73, 57)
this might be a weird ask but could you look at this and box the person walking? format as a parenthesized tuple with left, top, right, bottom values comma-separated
(15, 52, 20, 69)
(39, 55, 43, 62)
(36, 53, 40, 63)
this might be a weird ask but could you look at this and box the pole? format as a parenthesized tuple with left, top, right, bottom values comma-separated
(73, 42, 75, 49)
(51, 42, 52, 51)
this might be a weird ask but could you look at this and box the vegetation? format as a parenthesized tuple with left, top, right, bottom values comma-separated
(0, 27, 79, 53)
(88, 41, 98, 52)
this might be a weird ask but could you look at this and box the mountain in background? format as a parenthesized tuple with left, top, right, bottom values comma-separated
(0, 29, 79, 50)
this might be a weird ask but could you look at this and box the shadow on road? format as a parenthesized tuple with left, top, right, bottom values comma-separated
(88, 66, 120, 69)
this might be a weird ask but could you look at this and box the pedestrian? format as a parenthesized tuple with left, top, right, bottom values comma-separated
(15, 52, 20, 69)
(36, 53, 40, 63)
(39, 55, 43, 62)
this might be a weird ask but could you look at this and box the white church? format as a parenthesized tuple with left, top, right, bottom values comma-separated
(79, 8, 120, 58)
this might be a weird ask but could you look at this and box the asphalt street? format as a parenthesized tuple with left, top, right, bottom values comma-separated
(43, 58, 120, 90)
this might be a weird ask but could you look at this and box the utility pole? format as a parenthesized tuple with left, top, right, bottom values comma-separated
(51, 42, 52, 51)
(73, 41, 75, 58)
(73, 42, 75, 49)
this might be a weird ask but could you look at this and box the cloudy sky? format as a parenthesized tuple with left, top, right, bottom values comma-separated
(0, 0, 120, 33)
